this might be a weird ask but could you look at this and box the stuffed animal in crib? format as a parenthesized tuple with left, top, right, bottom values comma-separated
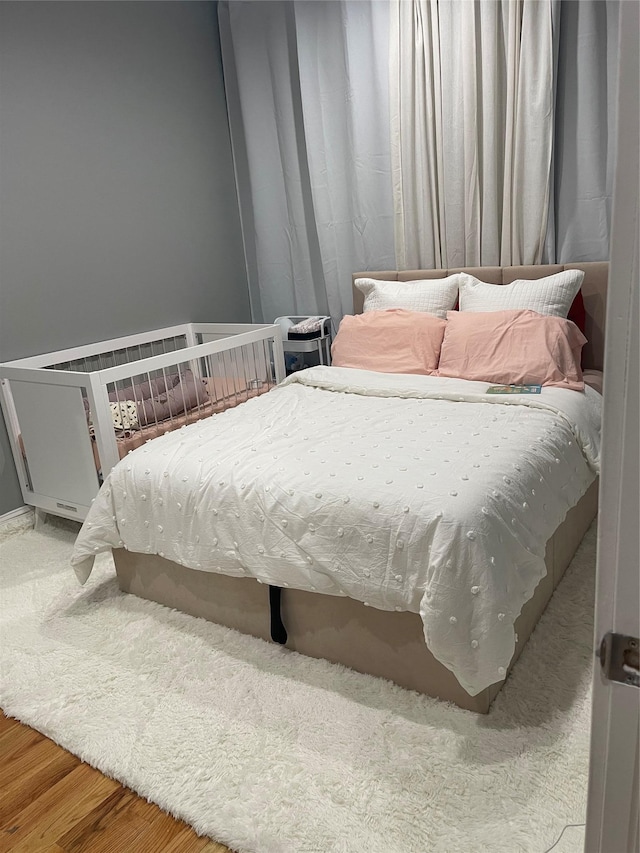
(109, 400, 140, 431)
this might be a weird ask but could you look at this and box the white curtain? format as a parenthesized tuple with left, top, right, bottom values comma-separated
(218, 0, 395, 324)
(550, 0, 619, 263)
(390, 0, 557, 269)
(219, 0, 619, 321)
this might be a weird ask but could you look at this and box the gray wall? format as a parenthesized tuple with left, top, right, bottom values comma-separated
(0, 1, 250, 515)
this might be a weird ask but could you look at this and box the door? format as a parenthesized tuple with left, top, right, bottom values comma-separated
(585, 2, 640, 850)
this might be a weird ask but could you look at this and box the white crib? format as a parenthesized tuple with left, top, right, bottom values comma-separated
(1, 323, 285, 521)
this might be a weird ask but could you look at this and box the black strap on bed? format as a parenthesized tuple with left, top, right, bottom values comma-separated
(268, 585, 288, 645)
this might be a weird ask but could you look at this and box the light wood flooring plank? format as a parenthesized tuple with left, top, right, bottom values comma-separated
(0, 713, 22, 738)
(0, 734, 73, 789)
(124, 810, 197, 852)
(0, 763, 121, 852)
(55, 788, 149, 853)
(0, 745, 80, 829)
(0, 721, 44, 765)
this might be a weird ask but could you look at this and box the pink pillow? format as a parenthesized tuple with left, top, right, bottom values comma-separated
(437, 310, 586, 390)
(331, 309, 446, 375)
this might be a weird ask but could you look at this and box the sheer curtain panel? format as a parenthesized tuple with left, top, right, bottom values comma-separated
(219, 0, 395, 324)
(390, 0, 556, 269)
(552, 0, 619, 263)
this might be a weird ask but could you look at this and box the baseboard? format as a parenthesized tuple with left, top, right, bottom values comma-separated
(0, 506, 35, 543)
(0, 505, 33, 523)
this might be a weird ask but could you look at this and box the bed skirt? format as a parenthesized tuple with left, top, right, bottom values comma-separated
(113, 480, 598, 713)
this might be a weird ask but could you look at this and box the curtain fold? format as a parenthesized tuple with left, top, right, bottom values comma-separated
(218, 1, 325, 324)
(391, 0, 556, 269)
(219, 0, 395, 323)
(552, 0, 619, 262)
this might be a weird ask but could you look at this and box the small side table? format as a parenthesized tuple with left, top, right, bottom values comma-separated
(274, 316, 332, 372)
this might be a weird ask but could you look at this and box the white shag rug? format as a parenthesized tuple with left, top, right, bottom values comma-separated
(0, 520, 595, 853)
(0, 508, 34, 545)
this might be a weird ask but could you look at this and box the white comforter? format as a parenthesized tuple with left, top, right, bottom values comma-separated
(72, 366, 601, 696)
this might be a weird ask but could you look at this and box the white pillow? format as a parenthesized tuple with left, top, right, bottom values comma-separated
(355, 274, 460, 319)
(458, 269, 584, 318)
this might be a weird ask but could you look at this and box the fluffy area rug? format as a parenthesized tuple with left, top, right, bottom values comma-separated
(0, 519, 595, 853)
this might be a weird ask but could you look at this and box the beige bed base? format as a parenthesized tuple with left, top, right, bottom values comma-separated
(113, 262, 607, 713)
(114, 481, 597, 714)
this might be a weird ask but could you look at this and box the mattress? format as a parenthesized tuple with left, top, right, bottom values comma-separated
(72, 365, 601, 696)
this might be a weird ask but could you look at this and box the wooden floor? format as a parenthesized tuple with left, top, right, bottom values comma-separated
(0, 711, 232, 853)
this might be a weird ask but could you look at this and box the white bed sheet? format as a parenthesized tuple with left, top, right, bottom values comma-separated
(72, 366, 601, 695)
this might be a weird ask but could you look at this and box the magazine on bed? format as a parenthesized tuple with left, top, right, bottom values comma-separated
(486, 384, 542, 394)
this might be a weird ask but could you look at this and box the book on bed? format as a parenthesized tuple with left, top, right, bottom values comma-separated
(486, 384, 542, 394)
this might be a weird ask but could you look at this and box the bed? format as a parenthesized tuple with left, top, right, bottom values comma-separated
(71, 263, 606, 712)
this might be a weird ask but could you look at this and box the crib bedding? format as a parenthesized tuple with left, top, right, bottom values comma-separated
(109, 369, 209, 426)
(71, 365, 601, 696)
(110, 373, 260, 427)
(112, 377, 272, 459)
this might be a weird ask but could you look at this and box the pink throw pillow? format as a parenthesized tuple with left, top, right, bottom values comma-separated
(331, 309, 446, 375)
(437, 310, 586, 390)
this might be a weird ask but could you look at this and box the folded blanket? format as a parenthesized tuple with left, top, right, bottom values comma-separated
(109, 371, 181, 402)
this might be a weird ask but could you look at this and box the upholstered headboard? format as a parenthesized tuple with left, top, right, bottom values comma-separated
(351, 262, 608, 371)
